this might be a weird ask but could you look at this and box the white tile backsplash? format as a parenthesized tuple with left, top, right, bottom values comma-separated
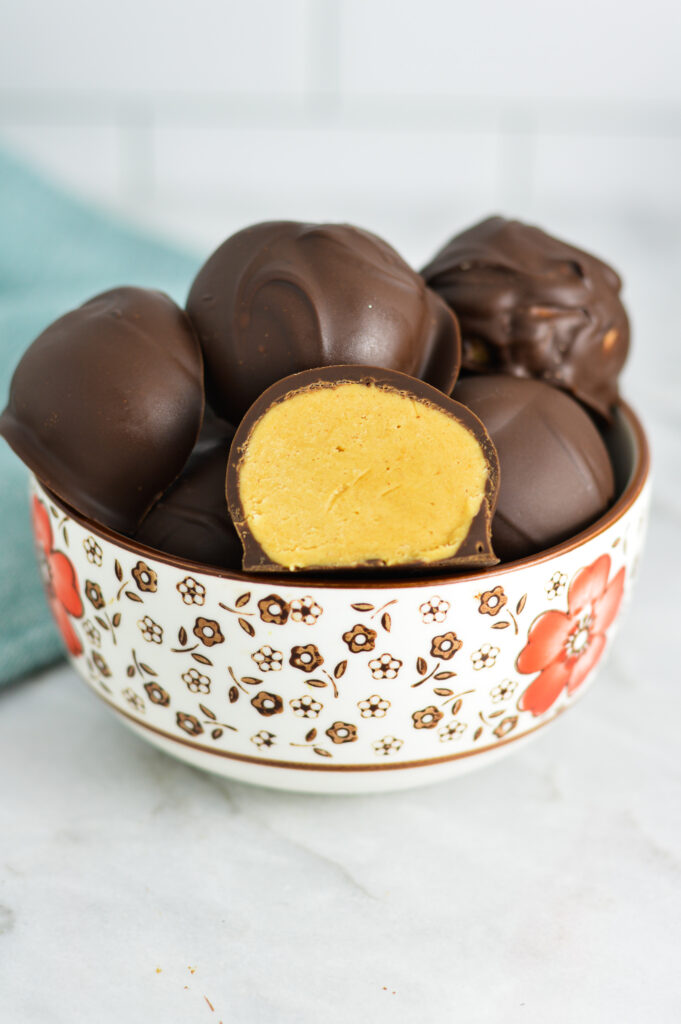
(0, 123, 123, 204)
(339, 0, 681, 103)
(2, 0, 310, 96)
(1, 0, 680, 254)
(151, 124, 500, 200)
(533, 134, 681, 208)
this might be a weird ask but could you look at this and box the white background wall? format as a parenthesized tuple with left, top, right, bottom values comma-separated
(2, 0, 680, 262)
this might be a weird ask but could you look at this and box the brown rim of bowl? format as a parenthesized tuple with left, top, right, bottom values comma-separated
(34, 400, 650, 591)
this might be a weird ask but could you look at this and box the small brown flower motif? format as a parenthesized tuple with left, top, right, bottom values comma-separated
(85, 580, 105, 610)
(290, 596, 323, 625)
(132, 561, 157, 593)
(546, 571, 567, 601)
(177, 576, 206, 606)
(412, 705, 444, 729)
(368, 653, 402, 680)
(251, 691, 284, 716)
(92, 651, 111, 677)
(471, 643, 499, 670)
(439, 721, 466, 742)
(122, 687, 145, 712)
(326, 721, 358, 744)
(342, 624, 377, 654)
(83, 620, 101, 647)
(176, 711, 203, 737)
(430, 631, 462, 661)
(478, 585, 507, 616)
(493, 716, 518, 740)
(251, 646, 283, 672)
(357, 695, 390, 718)
(251, 730, 276, 749)
(289, 644, 324, 673)
(144, 681, 170, 706)
(258, 594, 290, 625)
(490, 680, 517, 703)
(290, 695, 323, 718)
(138, 615, 163, 644)
(372, 735, 403, 756)
(192, 617, 224, 647)
(182, 668, 211, 694)
(419, 596, 450, 624)
(83, 536, 103, 566)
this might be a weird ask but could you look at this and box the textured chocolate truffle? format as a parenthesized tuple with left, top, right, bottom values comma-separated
(0, 287, 204, 533)
(422, 216, 629, 419)
(453, 375, 615, 562)
(186, 221, 461, 420)
(228, 366, 499, 573)
(136, 414, 241, 570)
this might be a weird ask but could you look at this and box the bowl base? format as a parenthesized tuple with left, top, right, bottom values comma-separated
(121, 715, 539, 794)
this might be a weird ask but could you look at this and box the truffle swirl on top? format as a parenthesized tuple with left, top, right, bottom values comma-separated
(187, 221, 461, 420)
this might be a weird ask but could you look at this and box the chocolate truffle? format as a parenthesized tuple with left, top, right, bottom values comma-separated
(0, 287, 204, 533)
(186, 221, 461, 420)
(453, 375, 615, 562)
(227, 366, 499, 573)
(136, 414, 242, 570)
(422, 216, 629, 419)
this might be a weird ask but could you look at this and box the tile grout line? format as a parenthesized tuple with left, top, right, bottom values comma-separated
(305, 0, 342, 117)
(1, 91, 681, 138)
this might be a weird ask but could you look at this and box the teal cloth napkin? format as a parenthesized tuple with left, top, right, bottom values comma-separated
(0, 150, 198, 687)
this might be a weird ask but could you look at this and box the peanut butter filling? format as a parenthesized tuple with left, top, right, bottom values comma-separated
(235, 381, 491, 569)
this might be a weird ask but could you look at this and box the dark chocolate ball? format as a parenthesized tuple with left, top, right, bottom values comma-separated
(423, 217, 629, 420)
(453, 375, 615, 561)
(186, 221, 461, 420)
(136, 413, 242, 570)
(0, 287, 204, 533)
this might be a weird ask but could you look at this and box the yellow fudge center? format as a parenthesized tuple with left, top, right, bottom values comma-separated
(237, 381, 489, 569)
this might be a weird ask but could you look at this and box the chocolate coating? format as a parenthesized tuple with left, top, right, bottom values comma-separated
(228, 365, 499, 573)
(136, 414, 241, 570)
(453, 375, 615, 562)
(422, 216, 629, 419)
(186, 221, 461, 420)
(0, 287, 204, 533)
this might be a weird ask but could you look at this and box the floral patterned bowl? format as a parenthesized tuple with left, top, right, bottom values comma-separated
(30, 402, 650, 793)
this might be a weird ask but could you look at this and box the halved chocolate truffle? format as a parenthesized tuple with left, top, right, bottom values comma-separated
(227, 366, 499, 573)
(422, 216, 629, 419)
(454, 375, 615, 562)
(136, 413, 241, 570)
(186, 221, 461, 420)
(0, 287, 204, 533)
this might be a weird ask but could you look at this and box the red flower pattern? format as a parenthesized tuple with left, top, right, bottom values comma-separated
(517, 554, 625, 717)
(32, 497, 84, 656)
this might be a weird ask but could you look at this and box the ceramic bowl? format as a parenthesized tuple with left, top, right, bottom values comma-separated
(30, 402, 650, 793)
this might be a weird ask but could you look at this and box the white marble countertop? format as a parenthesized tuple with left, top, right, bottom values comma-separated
(1, 211, 680, 1023)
